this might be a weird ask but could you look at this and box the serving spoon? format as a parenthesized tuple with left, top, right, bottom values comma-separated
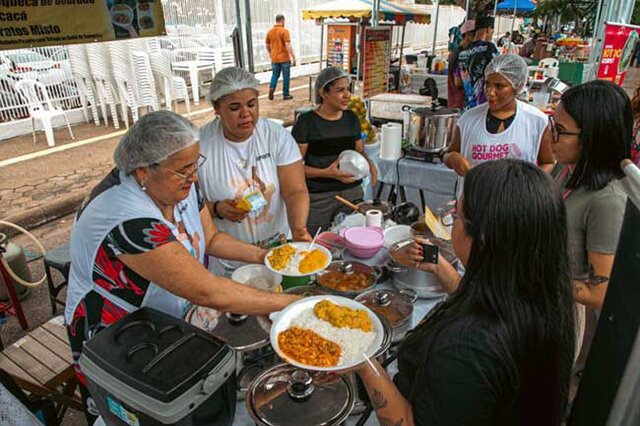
(308, 227, 322, 251)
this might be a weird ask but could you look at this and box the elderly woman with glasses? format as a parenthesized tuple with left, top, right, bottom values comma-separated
(198, 67, 311, 276)
(66, 111, 299, 420)
(444, 54, 555, 181)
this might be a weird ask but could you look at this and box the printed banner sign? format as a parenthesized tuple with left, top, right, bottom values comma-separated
(326, 24, 356, 73)
(596, 22, 640, 86)
(362, 27, 391, 99)
(0, 0, 166, 51)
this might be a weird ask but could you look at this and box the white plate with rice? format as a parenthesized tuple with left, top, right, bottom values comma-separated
(270, 295, 384, 372)
(264, 242, 332, 277)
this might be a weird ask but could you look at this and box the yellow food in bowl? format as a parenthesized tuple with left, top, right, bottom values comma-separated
(267, 244, 295, 271)
(299, 249, 328, 274)
(314, 300, 372, 332)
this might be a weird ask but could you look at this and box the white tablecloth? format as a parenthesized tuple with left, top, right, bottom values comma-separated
(374, 156, 458, 211)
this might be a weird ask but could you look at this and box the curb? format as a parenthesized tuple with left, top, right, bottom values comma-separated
(1, 191, 87, 237)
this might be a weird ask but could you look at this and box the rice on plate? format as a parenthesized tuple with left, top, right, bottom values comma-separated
(265, 242, 332, 277)
(270, 296, 384, 371)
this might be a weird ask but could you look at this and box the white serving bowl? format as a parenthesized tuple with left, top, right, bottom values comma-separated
(339, 150, 370, 180)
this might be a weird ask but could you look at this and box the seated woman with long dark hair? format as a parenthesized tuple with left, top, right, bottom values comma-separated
(351, 159, 576, 425)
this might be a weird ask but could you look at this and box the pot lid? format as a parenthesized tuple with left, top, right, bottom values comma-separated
(343, 227, 384, 248)
(185, 307, 269, 352)
(246, 363, 355, 426)
(355, 289, 414, 327)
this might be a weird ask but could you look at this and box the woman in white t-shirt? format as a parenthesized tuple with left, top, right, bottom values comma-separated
(444, 54, 555, 179)
(198, 67, 311, 276)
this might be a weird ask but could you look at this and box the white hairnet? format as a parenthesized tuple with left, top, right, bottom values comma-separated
(113, 110, 199, 174)
(315, 66, 350, 104)
(209, 67, 259, 103)
(484, 54, 529, 92)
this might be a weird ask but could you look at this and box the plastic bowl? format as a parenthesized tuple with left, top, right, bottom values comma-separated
(342, 227, 384, 259)
(339, 150, 370, 180)
(346, 243, 382, 259)
(231, 264, 282, 292)
(383, 225, 412, 249)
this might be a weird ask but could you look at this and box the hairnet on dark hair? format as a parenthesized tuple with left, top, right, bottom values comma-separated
(484, 54, 529, 92)
(209, 67, 259, 103)
(314, 66, 350, 104)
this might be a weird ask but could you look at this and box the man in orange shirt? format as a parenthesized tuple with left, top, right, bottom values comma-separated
(266, 14, 296, 101)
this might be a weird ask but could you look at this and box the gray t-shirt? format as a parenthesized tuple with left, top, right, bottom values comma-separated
(563, 176, 627, 280)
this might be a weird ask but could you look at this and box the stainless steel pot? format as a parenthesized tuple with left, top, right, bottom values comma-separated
(404, 106, 460, 153)
(316, 260, 380, 298)
(386, 234, 458, 299)
(356, 288, 417, 343)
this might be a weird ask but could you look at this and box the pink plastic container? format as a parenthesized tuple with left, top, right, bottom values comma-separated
(341, 227, 384, 259)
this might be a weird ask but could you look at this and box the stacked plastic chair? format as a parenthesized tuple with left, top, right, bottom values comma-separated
(131, 50, 160, 113)
(108, 41, 140, 128)
(67, 44, 100, 126)
(146, 37, 161, 56)
(85, 43, 121, 129)
(215, 48, 236, 71)
(150, 49, 191, 117)
(127, 38, 149, 54)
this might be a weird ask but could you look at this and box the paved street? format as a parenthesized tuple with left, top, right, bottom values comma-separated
(0, 76, 314, 222)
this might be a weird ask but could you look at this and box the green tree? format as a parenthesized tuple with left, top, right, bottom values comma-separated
(531, 0, 598, 36)
(632, 1, 640, 25)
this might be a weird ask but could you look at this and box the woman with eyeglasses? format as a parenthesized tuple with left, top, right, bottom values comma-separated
(551, 80, 631, 311)
(349, 159, 575, 426)
(444, 54, 555, 180)
(198, 67, 311, 276)
(550, 80, 631, 400)
(66, 111, 300, 421)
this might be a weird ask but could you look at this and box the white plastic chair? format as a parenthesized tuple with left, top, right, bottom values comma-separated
(15, 79, 75, 147)
(150, 49, 191, 117)
(539, 58, 559, 68)
(67, 44, 101, 126)
(86, 44, 121, 129)
(131, 51, 160, 112)
(171, 48, 216, 104)
(215, 48, 236, 70)
(108, 41, 139, 128)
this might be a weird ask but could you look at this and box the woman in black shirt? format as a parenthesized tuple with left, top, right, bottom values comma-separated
(292, 66, 377, 234)
(353, 159, 575, 425)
